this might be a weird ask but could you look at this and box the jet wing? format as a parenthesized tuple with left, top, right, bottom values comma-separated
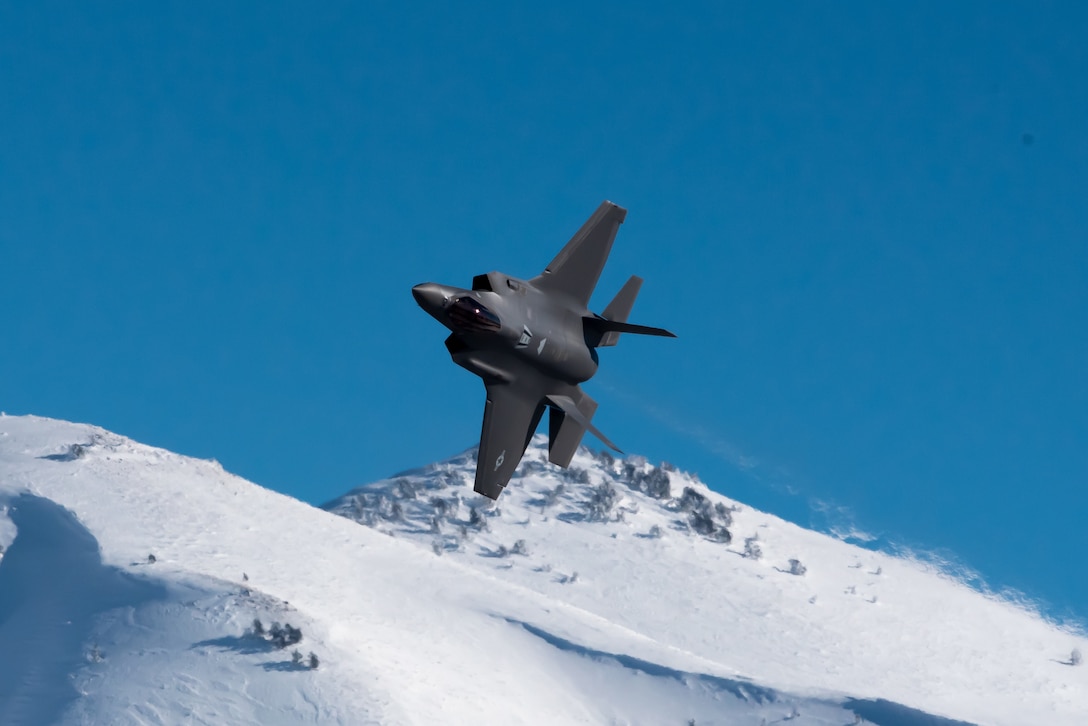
(474, 383, 546, 499)
(531, 201, 627, 308)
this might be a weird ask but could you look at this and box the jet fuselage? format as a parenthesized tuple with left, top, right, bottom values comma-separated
(412, 275, 599, 386)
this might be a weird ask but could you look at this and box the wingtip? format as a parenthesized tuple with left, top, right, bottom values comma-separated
(473, 481, 503, 501)
(601, 200, 628, 222)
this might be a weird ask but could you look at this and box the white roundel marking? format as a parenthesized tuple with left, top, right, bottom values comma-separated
(495, 450, 506, 470)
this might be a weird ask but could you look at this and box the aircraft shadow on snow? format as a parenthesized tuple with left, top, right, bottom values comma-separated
(500, 617, 975, 726)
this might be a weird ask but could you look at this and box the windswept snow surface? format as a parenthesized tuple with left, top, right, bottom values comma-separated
(0, 415, 1084, 725)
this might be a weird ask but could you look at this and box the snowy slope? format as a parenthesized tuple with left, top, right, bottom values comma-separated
(326, 442, 1088, 726)
(0, 414, 1084, 725)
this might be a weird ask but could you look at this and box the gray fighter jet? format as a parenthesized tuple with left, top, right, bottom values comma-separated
(412, 201, 675, 499)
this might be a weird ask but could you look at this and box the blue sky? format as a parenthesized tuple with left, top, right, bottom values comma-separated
(2, 3, 1085, 623)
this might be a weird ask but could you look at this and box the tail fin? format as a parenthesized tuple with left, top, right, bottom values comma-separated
(588, 274, 676, 345)
(596, 275, 643, 347)
(531, 201, 626, 307)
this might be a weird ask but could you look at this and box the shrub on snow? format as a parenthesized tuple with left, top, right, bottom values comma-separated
(468, 507, 489, 531)
(677, 486, 708, 513)
(641, 467, 672, 499)
(585, 483, 618, 521)
(430, 497, 450, 517)
(269, 622, 303, 649)
(744, 535, 762, 560)
(543, 483, 566, 509)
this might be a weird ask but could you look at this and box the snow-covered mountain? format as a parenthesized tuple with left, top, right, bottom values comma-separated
(1, 414, 1085, 725)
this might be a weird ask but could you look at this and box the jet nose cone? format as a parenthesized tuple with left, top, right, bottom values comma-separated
(412, 282, 447, 312)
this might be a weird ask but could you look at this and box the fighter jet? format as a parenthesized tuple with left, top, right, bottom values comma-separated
(412, 201, 675, 499)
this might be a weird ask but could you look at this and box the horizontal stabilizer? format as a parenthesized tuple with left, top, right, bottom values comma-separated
(584, 317, 677, 342)
(599, 275, 643, 347)
(546, 394, 622, 454)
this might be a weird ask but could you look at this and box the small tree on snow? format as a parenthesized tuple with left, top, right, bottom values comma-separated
(269, 622, 303, 649)
(677, 486, 708, 513)
(309, 652, 320, 669)
(1072, 648, 1082, 666)
(585, 483, 618, 521)
(543, 483, 565, 509)
(642, 467, 671, 499)
(788, 559, 807, 576)
(469, 507, 489, 531)
(430, 496, 450, 517)
(252, 618, 265, 636)
(744, 535, 762, 560)
(292, 649, 303, 665)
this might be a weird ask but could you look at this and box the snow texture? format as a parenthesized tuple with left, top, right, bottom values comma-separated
(1, 414, 1085, 725)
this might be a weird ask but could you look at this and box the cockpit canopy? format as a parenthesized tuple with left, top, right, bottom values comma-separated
(447, 296, 501, 333)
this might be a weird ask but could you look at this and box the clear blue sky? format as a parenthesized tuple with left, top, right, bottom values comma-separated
(2, 3, 1085, 624)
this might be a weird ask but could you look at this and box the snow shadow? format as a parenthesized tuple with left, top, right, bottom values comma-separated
(843, 698, 975, 726)
(502, 617, 780, 704)
(0, 493, 166, 726)
(37, 446, 85, 462)
(505, 617, 978, 726)
(261, 660, 311, 672)
(192, 634, 279, 655)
